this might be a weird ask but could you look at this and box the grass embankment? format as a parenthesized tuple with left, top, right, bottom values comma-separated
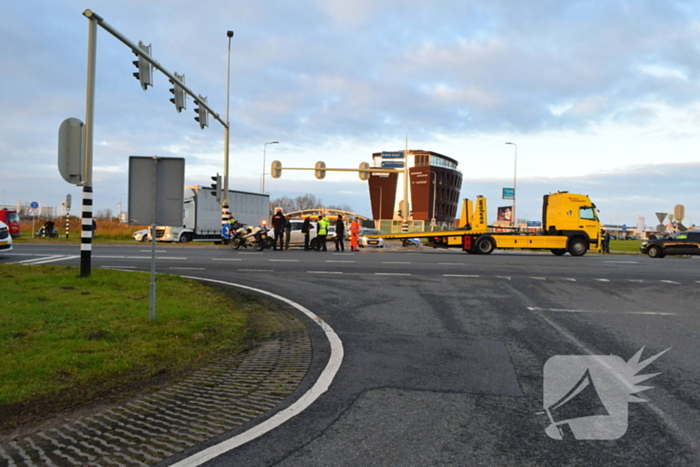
(0, 264, 282, 432)
(608, 239, 643, 253)
(16, 218, 143, 242)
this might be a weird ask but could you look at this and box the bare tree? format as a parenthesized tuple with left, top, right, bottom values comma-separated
(295, 193, 323, 211)
(95, 208, 113, 219)
(271, 196, 296, 213)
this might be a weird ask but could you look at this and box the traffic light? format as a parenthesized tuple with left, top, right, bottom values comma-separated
(358, 162, 370, 181)
(169, 72, 186, 113)
(132, 41, 152, 91)
(271, 160, 282, 179)
(193, 96, 209, 129)
(211, 174, 222, 203)
(314, 161, 326, 180)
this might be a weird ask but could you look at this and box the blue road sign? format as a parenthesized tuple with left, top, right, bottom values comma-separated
(30, 201, 39, 209)
(381, 151, 404, 159)
(502, 188, 515, 200)
(381, 161, 404, 168)
(221, 224, 231, 239)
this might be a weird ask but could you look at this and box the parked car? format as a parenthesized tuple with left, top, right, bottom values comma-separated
(358, 228, 384, 248)
(640, 230, 700, 258)
(0, 220, 13, 253)
(132, 229, 150, 242)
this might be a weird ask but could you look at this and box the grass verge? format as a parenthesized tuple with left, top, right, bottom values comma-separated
(0, 264, 285, 432)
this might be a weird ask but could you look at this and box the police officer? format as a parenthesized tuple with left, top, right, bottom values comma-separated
(271, 209, 286, 250)
(317, 215, 329, 251)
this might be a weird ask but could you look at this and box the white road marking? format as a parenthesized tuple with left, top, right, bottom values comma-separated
(103, 266, 137, 269)
(126, 256, 187, 260)
(211, 258, 242, 261)
(238, 269, 274, 272)
(140, 250, 167, 253)
(170, 267, 205, 270)
(325, 260, 355, 263)
(172, 277, 343, 467)
(495, 276, 511, 280)
(95, 255, 126, 258)
(628, 279, 643, 282)
(660, 280, 681, 284)
(375, 273, 411, 276)
(16, 255, 79, 265)
(527, 307, 677, 316)
(443, 274, 480, 277)
(561, 278, 576, 282)
(238, 252, 264, 255)
(602, 260, 639, 264)
(307, 271, 343, 274)
(382, 261, 411, 264)
(268, 259, 299, 262)
(530, 277, 546, 280)
(439, 262, 464, 265)
(594, 278, 610, 282)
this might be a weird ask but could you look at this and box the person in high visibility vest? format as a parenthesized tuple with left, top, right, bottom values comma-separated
(317, 215, 330, 251)
(350, 218, 360, 251)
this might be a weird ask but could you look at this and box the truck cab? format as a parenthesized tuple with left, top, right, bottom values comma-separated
(542, 192, 601, 253)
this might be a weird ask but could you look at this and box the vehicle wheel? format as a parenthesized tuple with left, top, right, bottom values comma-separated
(253, 240, 264, 251)
(647, 245, 664, 258)
(179, 233, 191, 243)
(551, 249, 567, 256)
(310, 238, 321, 251)
(568, 238, 588, 256)
(475, 236, 495, 255)
(230, 237, 242, 250)
(264, 237, 274, 249)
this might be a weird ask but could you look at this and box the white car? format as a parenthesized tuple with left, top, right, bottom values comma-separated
(358, 228, 384, 248)
(0, 220, 13, 252)
(132, 229, 150, 242)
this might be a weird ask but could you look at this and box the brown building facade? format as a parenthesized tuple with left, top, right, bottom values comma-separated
(368, 150, 462, 231)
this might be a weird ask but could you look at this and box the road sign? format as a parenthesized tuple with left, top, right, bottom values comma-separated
(431, 218, 436, 225)
(381, 151, 404, 159)
(30, 201, 39, 209)
(28, 210, 36, 216)
(527, 221, 542, 227)
(622, 224, 627, 233)
(502, 188, 515, 200)
(381, 161, 404, 168)
(655, 212, 667, 224)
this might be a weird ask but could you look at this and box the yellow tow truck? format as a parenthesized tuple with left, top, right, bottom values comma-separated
(372, 191, 601, 256)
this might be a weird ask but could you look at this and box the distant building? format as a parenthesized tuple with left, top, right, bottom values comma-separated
(368, 150, 462, 232)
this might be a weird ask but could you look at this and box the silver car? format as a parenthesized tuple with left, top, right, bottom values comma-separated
(359, 228, 384, 248)
(0, 220, 13, 252)
(132, 229, 150, 242)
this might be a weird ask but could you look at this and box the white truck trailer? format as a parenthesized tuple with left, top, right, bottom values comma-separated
(153, 186, 270, 242)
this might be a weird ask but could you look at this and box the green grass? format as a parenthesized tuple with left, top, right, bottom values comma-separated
(609, 239, 643, 252)
(0, 264, 281, 430)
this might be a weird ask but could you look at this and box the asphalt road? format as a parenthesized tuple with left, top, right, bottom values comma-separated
(3, 242, 699, 466)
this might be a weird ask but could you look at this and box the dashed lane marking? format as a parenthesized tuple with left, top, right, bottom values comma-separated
(325, 260, 356, 263)
(530, 277, 546, 280)
(307, 271, 343, 274)
(268, 259, 299, 262)
(170, 267, 205, 270)
(238, 269, 274, 272)
(561, 278, 576, 281)
(495, 276, 511, 280)
(594, 278, 610, 282)
(211, 258, 242, 261)
(443, 274, 480, 278)
(660, 280, 681, 284)
(382, 261, 411, 264)
(375, 273, 411, 276)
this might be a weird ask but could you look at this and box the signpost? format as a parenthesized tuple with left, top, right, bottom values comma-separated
(502, 188, 515, 200)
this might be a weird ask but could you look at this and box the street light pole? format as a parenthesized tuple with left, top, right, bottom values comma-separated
(222, 31, 233, 233)
(262, 141, 278, 193)
(430, 171, 437, 231)
(505, 142, 517, 228)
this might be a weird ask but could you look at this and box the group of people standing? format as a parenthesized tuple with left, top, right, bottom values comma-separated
(270, 209, 361, 252)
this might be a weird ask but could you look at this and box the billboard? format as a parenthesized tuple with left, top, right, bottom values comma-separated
(497, 206, 513, 222)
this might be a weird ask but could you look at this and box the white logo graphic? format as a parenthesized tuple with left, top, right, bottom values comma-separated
(542, 347, 669, 440)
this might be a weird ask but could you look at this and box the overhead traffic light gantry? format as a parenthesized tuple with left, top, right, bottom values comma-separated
(194, 96, 209, 129)
(131, 41, 152, 91)
(169, 72, 186, 113)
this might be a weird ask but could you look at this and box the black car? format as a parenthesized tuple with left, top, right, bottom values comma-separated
(640, 230, 700, 258)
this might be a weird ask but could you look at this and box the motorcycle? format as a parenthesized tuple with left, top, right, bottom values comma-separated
(230, 222, 269, 251)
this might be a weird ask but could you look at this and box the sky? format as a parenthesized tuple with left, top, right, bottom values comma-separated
(2, 0, 700, 229)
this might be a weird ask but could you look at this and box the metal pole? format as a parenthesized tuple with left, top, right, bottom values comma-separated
(221, 31, 233, 240)
(262, 142, 278, 193)
(505, 142, 517, 228)
(149, 157, 158, 321)
(81, 13, 98, 277)
(431, 171, 437, 231)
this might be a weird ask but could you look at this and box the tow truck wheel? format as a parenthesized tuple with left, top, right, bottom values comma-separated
(568, 238, 588, 256)
(475, 236, 495, 255)
(551, 249, 567, 256)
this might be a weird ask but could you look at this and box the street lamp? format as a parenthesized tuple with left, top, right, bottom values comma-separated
(261, 141, 279, 193)
(430, 171, 438, 231)
(505, 142, 517, 228)
(223, 31, 233, 207)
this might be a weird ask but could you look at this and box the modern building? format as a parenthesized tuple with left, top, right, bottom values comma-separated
(368, 150, 462, 232)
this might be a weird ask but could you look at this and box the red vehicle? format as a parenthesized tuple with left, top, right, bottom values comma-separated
(0, 209, 20, 237)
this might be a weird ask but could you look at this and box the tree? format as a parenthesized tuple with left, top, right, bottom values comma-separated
(95, 208, 113, 219)
(270, 196, 296, 214)
(295, 193, 323, 211)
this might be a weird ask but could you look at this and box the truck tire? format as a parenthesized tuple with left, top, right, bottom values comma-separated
(551, 249, 567, 256)
(475, 236, 495, 255)
(568, 238, 588, 256)
(647, 245, 665, 258)
(179, 233, 191, 243)
(230, 237, 242, 249)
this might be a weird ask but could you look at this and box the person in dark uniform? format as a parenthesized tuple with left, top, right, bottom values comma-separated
(301, 216, 314, 250)
(271, 209, 286, 251)
(334, 214, 345, 252)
